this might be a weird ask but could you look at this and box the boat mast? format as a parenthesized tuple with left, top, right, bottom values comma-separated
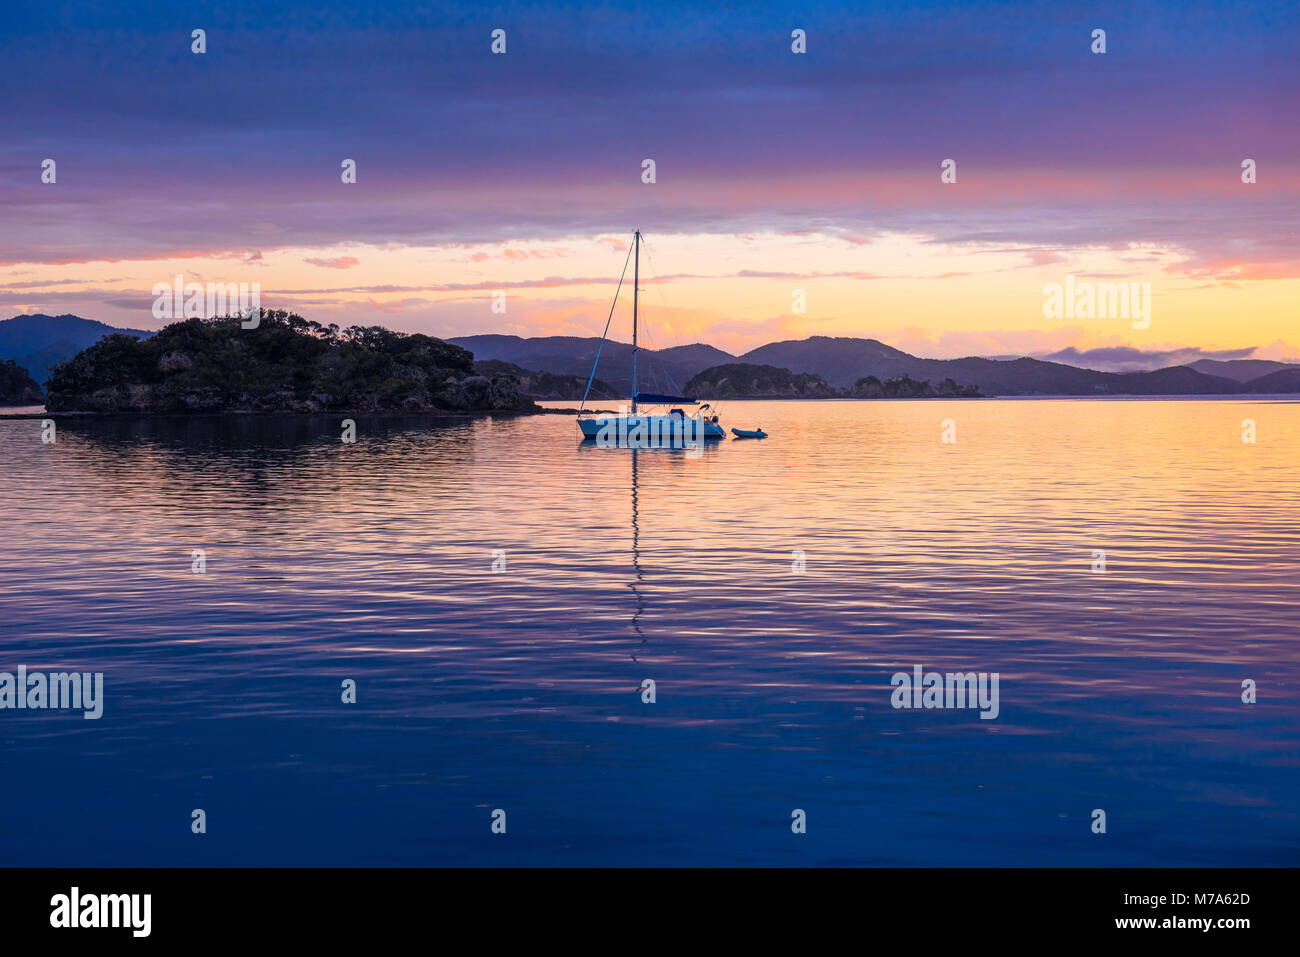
(631, 229, 640, 415)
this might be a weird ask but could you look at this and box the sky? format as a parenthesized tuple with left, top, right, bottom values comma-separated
(1, 0, 1296, 363)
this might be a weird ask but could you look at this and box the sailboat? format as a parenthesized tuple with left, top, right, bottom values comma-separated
(577, 230, 726, 446)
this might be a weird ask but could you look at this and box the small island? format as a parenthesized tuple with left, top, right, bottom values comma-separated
(682, 363, 839, 398)
(846, 374, 980, 398)
(684, 363, 980, 399)
(472, 359, 616, 401)
(0, 359, 43, 405)
(44, 312, 540, 415)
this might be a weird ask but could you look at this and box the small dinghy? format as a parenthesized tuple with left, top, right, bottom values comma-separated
(731, 427, 767, 439)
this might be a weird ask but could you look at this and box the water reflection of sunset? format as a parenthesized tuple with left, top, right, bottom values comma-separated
(3, 399, 1297, 865)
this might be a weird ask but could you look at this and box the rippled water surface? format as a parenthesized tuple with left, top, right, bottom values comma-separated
(1, 399, 1297, 865)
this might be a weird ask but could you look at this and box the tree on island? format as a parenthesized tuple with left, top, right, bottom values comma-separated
(848, 374, 980, 398)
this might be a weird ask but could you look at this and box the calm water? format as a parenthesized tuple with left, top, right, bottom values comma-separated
(1, 399, 1297, 866)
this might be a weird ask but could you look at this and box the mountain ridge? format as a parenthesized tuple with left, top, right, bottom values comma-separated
(451, 332, 1298, 396)
(6, 316, 1298, 399)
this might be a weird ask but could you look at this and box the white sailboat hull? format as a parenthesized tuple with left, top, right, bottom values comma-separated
(578, 414, 725, 445)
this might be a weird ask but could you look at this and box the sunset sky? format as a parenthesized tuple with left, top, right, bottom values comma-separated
(2, 0, 1296, 362)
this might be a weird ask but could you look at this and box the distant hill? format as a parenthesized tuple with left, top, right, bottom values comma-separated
(1099, 365, 1242, 395)
(656, 342, 737, 371)
(472, 359, 616, 401)
(1188, 358, 1298, 382)
(736, 336, 1247, 396)
(685, 363, 980, 399)
(1241, 367, 1300, 393)
(0, 314, 151, 386)
(740, 337, 916, 389)
(684, 363, 839, 398)
(456, 333, 1282, 397)
(449, 334, 734, 396)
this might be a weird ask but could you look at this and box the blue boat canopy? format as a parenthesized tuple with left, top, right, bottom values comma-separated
(634, 392, 696, 405)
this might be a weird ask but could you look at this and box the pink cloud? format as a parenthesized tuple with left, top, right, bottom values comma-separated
(502, 247, 569, 262)
(304, 256, 361, 269)
(1250, 339, 1300, 361)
